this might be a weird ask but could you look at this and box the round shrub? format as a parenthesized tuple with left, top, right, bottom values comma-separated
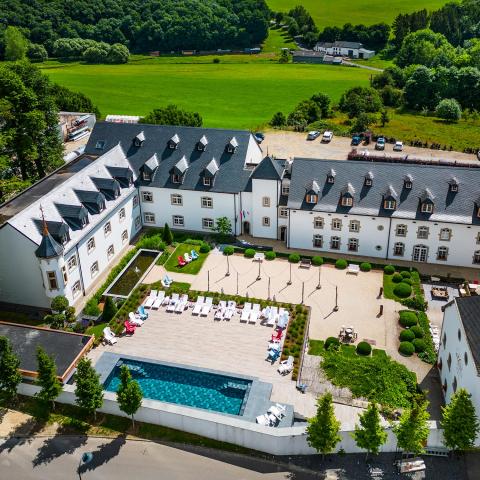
(244, 248, 256, 258)
(335, 259, 348, 269)
(356, 341, 372, 356)
(399, 341, 415, 356)
(392, 273, 403, 283)
(394, 282, 412, 298)
(401, 278, 413, 286)
(400, 271, 411, 279)
(325, 337, 340, 351)
(289, 253, 300, 263)
(199, 242, 210, 253)
(265, 251, 276, 261)
(410, 325, 424, 338)
(360, 262, 371, 272)
(223, 245, 234, 255)
(384, 265, 395, 275)
(312, 256, 324, 266)
(399, 329, 415, 342)
(399, 311, 418, 328)
(413, 338, 426, 353)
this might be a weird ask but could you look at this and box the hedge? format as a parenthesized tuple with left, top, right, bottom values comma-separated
(392, 273, 403, 283)
(417, 312, 437, 364)
(400, 271, 411, 279)
(335, 259, 348, 269)
(413, 338, 426, 353)
(244, 248, 256, 258)
(384, 265, 395, 274)
(325, 336, 340, 350)
(289, 253, 300, 263)
(394, 282, 412, 298)
(312, 256, 324, 266)
(401, 295, 427, 311)
(223, 246, 234, 255)
(199, 243, 211, 253)
(409, 325, 424, 338)
(399, 341, 415, 356)
(399, 329, 415, 342)
(399, 310, 418, 328)
(360, 262, 371, 272)
(265, 251, 276, 261)
(356, 341, 372, 356)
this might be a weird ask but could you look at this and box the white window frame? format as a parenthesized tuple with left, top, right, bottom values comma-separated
(202, 218, 214, 229)
(201, 196, 213, 208)
(421, 202, 434, 213)
(341, 196, 353, 207)
(314, 217, 324, 229)
(384, 200, 396, 210)
(203, 177, 212, 187)
(348, 238, 359, 252)
(306, 194, 318, 204)
(47, 271, 58, 290)
(104, 222, 112, 237)
(173, 215, 184, 227)
(393, 242, 405, 256)
(349, 220, 360, 232)
(474, 251, 480, 264)
(121, 229, 128, 244)
(119, 207, 126, 222)
(171, 194, 183, 206)
(332, 218, 342, 231)
(72, 280, 81, 298)
(396, 224, 407, 237)
(439, 228, 451, 241)
(142, 191, 153, 202)
(330, 236, 341, 250)
(90, 261, 99, 278)
(171, 173, 181, 184)
(144, 212, 155, 224)
(262, 197, 270, 207)
(107, 244, 115, 260)
(313, 234, 323, 248)
(67, 254, 78, 273)
(87, 237, 95, 254)
(279, 208, 288, 218)
(417, 226, 429, 239)
(262, 217, 270, 227)
(437, 246, 449, 261)
(142, 171, 151, 182)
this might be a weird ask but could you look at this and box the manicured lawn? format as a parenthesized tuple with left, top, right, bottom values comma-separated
(309, 340, 418, 408)
(267, 0, 448, 29)
(349, 56, 395, 70)
(40, 61, 372, 129)
(164, 243, 208, 275)
(262, 27, 296, 53)
(85, 322, 108, 339)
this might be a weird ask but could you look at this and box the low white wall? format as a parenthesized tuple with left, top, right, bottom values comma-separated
(18, 383, 444, 455)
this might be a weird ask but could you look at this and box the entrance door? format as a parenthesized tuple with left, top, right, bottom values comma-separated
(243, 221, 250, 235)
(413, 245, 428, 262)
(280, 226, 287, 242)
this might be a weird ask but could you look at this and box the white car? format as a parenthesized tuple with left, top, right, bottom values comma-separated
(393, 141, 404, 152)
(307, 131, 320, 140)
(322, 131, 333, 143)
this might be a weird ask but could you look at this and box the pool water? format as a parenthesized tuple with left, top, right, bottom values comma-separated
(104, 359, 251, 415)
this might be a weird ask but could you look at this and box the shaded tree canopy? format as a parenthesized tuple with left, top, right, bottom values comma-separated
(141, 105, 202, 127)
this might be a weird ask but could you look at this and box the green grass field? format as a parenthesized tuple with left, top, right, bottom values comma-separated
(164, 243, 208, 274)
(41, 61, 372, 129)
(267, 0, 448, 29)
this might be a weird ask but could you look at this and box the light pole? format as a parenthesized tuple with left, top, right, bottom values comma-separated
(268, 277, 271, 300)
(316, 264, 322, 290)
(301, 281, 305, 304)
(226, 254, 230, 277)
(287, 262, 292, 285)
(236, 271, 239, 295)
(333, 285, 339, 311)
(256, 259, 261, 281)
(207, 270, 210, 291)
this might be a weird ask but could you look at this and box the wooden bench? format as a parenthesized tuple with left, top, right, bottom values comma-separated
(300, 258, 311, 269)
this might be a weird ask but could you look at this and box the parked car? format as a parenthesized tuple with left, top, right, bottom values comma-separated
(322, 131, 333, 143)
(307, 131, 320, 140)
(254, 132, 265, 143)
(393, 141, 404, 152)
(351, 136, 361, 146)
(375, 137, 385, 150)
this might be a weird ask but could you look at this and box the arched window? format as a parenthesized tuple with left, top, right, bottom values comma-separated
(393, 242, 405, 256)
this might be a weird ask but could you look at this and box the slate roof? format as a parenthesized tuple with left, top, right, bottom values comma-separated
(455, 296, 480, 374)
(287, 159, 480, 224)
(251, 156, 283, 181)
(35, 230, 64, 258)
(316, 41, 364, 49)
(84, 122, 262, 194)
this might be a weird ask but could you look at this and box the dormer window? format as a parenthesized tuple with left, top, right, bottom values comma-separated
(419, 188, 435, 214)
(384, 199, 396, 210)
(306, 194, 318, 204)
(450, 184, 458, 192)
(364, 171, 373, 187)
(134, 131, 145, 147)
(168, 134, 180, 149)
(172, 174, 181, 184)
(404, 174, 413, 189)
(197, 135, 208, 151)
(341, 196, 353, 207)
(421, 202, 434, 213)
(143, 171, 151, 181)
(449, 177, 459, 193)
(226, 137, 238, 153)
(340, 183, 354, 207)
(203, 177, 212, 187)
(327, 172, 335, 184)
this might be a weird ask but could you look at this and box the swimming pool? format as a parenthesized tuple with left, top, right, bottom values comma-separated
(104, 358, 252, 415)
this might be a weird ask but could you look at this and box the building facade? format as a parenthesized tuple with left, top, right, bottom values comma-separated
(313, 41, 375, 59)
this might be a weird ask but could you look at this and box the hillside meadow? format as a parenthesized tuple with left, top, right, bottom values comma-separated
(40, 60, 373, 129)
(267, 0, 448, 29)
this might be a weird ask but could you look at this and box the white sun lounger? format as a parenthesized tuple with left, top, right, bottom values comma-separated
(278, 356, 294, 375)
(103, 326, 117, 345)
(224, 301, 236, 320)
(214, 300, 227, 320)
(266, 306, 278, 327)
(268, 403, 286, 419)
(256, 413, 278, 426)
(241, 302, 252, 322)
(200, 297, 213, 316)
(143, 289, 158, 308)
(249, 304, 260, 324)
(175, 294, 189, 313)
(152, 290, 166, 309)
(128, 312, 144, 326)
(166, 293, 180, 312)
(192, 296, 205, 315)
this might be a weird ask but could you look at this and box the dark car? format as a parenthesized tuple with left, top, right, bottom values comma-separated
(254, 132, 265, 143)
(351, 136, 361, 146)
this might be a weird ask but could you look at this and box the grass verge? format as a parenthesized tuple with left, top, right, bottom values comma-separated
(164, 243, 209, 275)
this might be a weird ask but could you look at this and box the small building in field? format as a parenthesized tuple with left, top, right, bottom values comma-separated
(314, 41, 375, 59)
(292, 50, 327, 64)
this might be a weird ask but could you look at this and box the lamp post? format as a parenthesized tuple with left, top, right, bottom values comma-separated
(256, 259, 261, 281)
(207, 270, 210, 292)
(226, 254, 230, 277)
(236, 271, 239, 295)
(287, 262, 292, 285)
(268, 277, 271, 300)
(333, 285, 339, 311)
(316, 264, 322, 290)
(301, 281, 305, 304)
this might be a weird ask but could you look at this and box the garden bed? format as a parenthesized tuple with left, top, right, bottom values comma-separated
(164, 243, 209, 275)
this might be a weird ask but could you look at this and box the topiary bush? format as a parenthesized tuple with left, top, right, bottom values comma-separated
(199, 242, 210, 253)
(356, 341, 372, 356)
(265, 251, 276, 261)
(409, 325, 424, 338)
(394, 282, 412, 298)
(288, 253, 300, 263)
(384, 265, 395, 275)
(244, 248, 256, 258)
(399, 329, 415, 342)
(360, 262, 371, 272)
(392, 273, 403, 283)
(400, 271, 411, 279)
(223, 246, 234, 256)
(413, 338, 426, 353)
(399, 341, 415, 356)
(401, 278, 413, 286)
(401, 295, 428, 312)
(312, 256, 324, 266)
(335, 259, 348, 269)
(399, 310, 418, 328)
(325, 337, 340, 351)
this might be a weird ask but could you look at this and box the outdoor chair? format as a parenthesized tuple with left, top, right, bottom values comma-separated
(249, 304, 260, 324)
(184, 252, 192, 263)
(214, 300, 227, 320)
(143, 290, 157, 308)
(192, 296, 204, 315)
(224, 301, 236, 320)
(268, 404, 286, 419)
(256, 413, 278, 426)
(166, 293, 180, 312)
(240, 302, 252, 322)
(178, 256, 187, 267)
(278, 356, 294, 375)
(124, 320, 136, 335)
(347, 264, 360, 275)
(191, 250, 199, 260)
(152, 290, 166, 309)
(103, 326, 117, 345)
(200, 297, 213, 316)
(175, 294, 189, 313)
(128, 312, 144, 326)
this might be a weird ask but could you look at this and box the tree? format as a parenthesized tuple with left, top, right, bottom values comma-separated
(214, 217, 232, 237)
(108, 43, 129, 64)
(74, 357, 104, 420)
(393, 397, 430, 455)
(441, 388, 479, 452)
(162, 223, 173, 245)
(380, 109, 390, 127)
(141, 104, 202, 127)
(27, 43, 48, 62)
(404, 66, 438, 110)
(102, 296, 118, 323)
(306, 393, 341, 458)
(35, 347, 62, 411)
(435, 98, 462, 121)
(310, 93, 331, 118)
(51, 295, 69, 313)
(278, 50, 289, 64)
(352, 113, 377, 133)
(50, 84, 101, 117)
(352, 403, 387, 459)
(0, 336, 22, 403)
(4, 26, 28, 61)
(270, 111, 286, 127)
(339, 86, 383, 118)
(116, 365, 142, 427)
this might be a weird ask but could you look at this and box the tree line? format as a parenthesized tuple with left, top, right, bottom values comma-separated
(0, 0, 271, 56)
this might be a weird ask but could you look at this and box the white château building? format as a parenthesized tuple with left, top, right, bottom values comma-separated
(1, 121, 480, 310)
